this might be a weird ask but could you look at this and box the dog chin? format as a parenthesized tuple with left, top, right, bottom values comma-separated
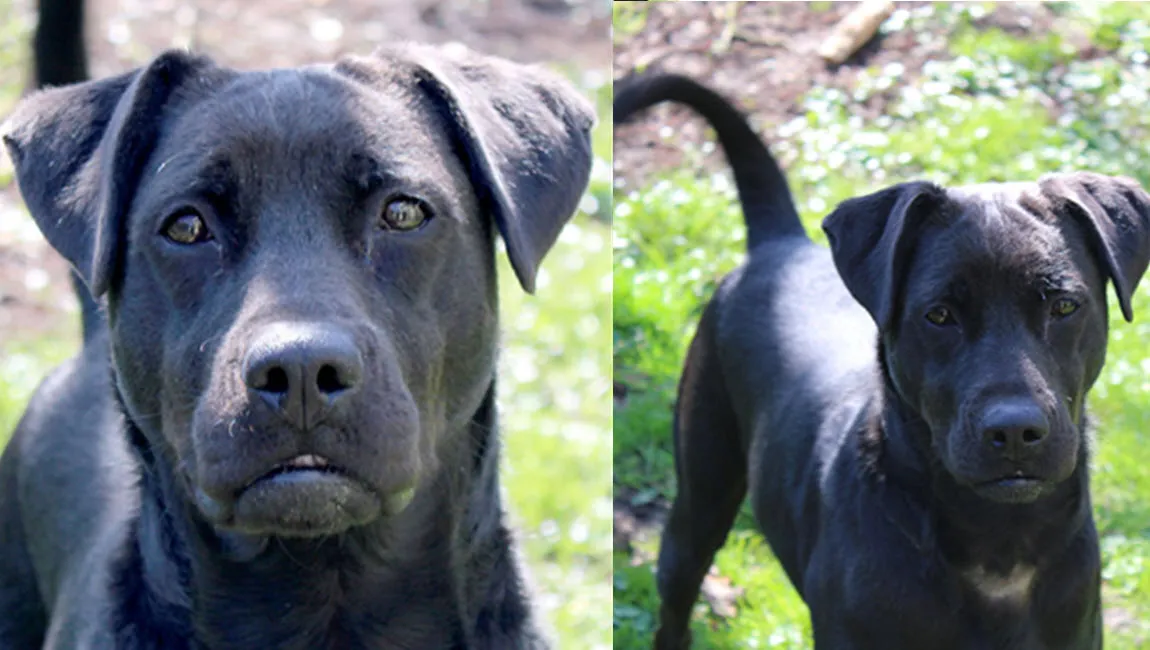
(194, 471, 416, 538)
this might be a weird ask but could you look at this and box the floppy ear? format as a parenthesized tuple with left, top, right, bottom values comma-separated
(360, 44, 596, 294)
(1038, 172, 1150, 323)
(1, 50, 217, 298)
(821, 182, 946, 330)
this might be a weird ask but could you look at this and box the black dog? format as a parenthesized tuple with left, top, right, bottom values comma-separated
(0, 43, 593, 648)
(615, 74, 1150, 649)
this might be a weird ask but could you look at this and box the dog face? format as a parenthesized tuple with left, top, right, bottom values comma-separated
(881, 190, 1109, 503)
(2, 47, 594, 537)
(114, 70, 497, 535)
(824, 175, 1150, 504)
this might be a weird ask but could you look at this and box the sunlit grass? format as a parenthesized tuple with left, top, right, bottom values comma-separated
(500, 216, 612, 648)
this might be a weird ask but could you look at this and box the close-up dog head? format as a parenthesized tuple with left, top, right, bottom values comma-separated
(824, 174, 1150, 504)
(2, 45, 594, 538)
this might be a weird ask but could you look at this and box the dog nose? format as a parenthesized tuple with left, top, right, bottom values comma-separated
(980, 399, 1050, 460)
(243, 323, 364, 430)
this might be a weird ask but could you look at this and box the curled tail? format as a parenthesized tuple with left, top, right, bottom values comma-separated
(33, 0, 101, 343)
(613, 73, 805, 249)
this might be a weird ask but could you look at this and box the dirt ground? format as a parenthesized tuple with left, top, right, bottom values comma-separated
(0, 0, 610, 343)
(612, 1, 1062, 190)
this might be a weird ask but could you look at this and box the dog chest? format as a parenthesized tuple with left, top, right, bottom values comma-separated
(961, 564, 1036, 607)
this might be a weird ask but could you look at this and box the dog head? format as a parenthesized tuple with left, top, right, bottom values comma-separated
(823, 173, 1150, 504)
(2, 46, 594, 537)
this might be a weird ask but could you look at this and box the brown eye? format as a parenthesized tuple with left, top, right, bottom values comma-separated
(924, 306, 955, 327)
(162, 210, 213, 245)
(380, 198, 431, 232)
(1052, 298, 1079, 318)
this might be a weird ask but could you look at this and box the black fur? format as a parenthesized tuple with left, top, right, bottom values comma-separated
(614, 73, 803, 248)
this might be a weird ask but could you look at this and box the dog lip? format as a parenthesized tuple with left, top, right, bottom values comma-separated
(230, 470, 382, 537)
(974, 474, 1048, 504)
(988, 476, 1040, 485)
(985, 468, 1041, 483)
(241, 454, 345, 492)
(980, 472, 1042, 487)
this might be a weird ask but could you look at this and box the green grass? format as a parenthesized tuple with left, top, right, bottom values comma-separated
(500, 211, 612, 646)
(0, 7, 611, 645)
(613, 2, 651, 44)
(614, 3, 1150, 648)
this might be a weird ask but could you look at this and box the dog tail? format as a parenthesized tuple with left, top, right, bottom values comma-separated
(32, 0, 101, 343)
(613, 73, 805, 249)
(34, 0, 88, 88)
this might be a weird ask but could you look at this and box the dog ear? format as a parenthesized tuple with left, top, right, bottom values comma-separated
(357, 44, 596, 294)
(2, 50, 217, 298)
(1037, 172, 1150, 322)
(821, 182, 946, 330)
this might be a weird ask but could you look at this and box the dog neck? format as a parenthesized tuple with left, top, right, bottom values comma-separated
(110, 381, 525, 649)
(865, 354, 1093, 579)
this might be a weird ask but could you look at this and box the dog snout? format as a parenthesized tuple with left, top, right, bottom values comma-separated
(979, 398, 1050, 461)
(242, 322, 364, 430)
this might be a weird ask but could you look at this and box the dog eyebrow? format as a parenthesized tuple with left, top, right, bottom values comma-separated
(344, 152, 463, 222)
(1036, 270, 1086, 296)
(153, 151, 235, 195)
(346, 152, 384, 193)
(139, 155, 238, 227)
(191, 158, 237, 199)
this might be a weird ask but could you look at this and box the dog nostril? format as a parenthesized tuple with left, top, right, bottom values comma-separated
(258, 367, 290, 394)
(316, 364, 349, 395)
(1022, 429, 1042, 444)
(991, 430, 1007, 447)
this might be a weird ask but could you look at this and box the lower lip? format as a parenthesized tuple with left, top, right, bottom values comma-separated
(244, 469, 415, 516)
(252, 467, 344, 486)
(245, 464, 344, 491)
(979, 477, 1045, 503)
(995, 477, 1039, 487)
(232, 469, 382, 536)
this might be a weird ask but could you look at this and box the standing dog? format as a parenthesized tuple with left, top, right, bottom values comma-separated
(0, 45, 593, 649)
(615, 74, 1150, 649)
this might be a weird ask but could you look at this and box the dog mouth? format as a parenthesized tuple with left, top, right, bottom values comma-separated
(242, 454, 346, 490)
(975, 472, 1047, 504)
(195, 453, 415, 538)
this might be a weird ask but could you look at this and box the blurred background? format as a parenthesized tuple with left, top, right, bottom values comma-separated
(613, 2, 1150, 648)
(0, 0, 612, 647)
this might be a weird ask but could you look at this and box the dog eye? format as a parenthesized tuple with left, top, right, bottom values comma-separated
(1051, 298, 1080, 318)
(380, 197, 431, 232)
(924, 306, 955, 327)
(162, 210, 213, 245)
